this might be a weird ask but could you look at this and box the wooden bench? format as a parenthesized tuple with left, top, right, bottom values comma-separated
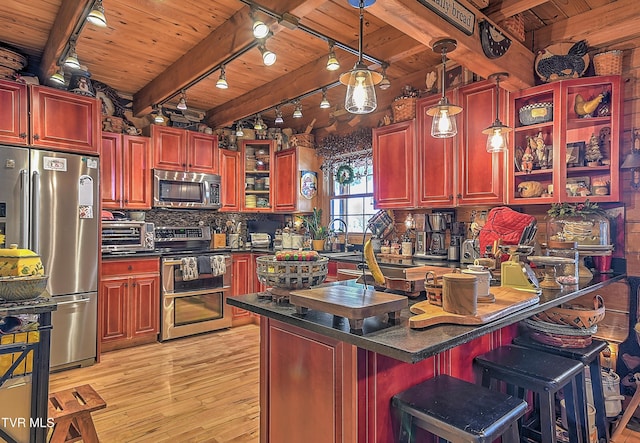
(48, 384, 106, 443)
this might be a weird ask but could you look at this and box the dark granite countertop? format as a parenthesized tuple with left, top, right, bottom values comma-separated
(227, 273, 626, 364)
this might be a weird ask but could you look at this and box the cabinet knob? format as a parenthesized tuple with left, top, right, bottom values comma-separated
(449, 195, 454, 200)
(188, 164, 192, 167)
(128, 265, 133, 270)
(19, 132, 26, 139)
(124, 283, 128, 287)
(182, 163, 186, 167)
(132, 282, 137, 287)
(33, 134, 39, 140)
(457, 193, 462, 199)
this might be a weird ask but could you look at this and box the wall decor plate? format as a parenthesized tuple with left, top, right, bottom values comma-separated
(535, 41, 589, 83)
(300, 170, 317, 199)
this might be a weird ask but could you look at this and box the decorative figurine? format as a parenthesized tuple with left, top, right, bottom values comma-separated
(585, 133, 603, 166)
(529, 131, 548, 169)
(521, 146, 534, 173)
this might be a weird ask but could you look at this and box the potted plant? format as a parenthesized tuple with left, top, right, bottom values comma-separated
(303, 207, 328, 251)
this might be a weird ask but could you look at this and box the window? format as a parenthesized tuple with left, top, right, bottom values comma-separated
(329, 160, 375, 234)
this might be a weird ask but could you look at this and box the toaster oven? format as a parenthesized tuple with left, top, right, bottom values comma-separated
(101, 221, 155, 253)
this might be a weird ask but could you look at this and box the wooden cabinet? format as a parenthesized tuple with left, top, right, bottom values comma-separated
(372, 120, 415, 209)
(219, 148, 242, 212)
(29, 85, 100, 153)
(508, 75, 622, 204)
(100, 257, 160, 352)
(273, 147, 317, 213)
(242, 140, 274, 212)
(101, 133, 152, 209)
(0, 79, 28, 145)
(231, 253, 253, 323)
(148, 125, 218, 173)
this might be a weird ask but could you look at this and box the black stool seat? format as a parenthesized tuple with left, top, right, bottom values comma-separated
(392, 374, 527, 443)
(474, 345, 588, 443)
(513, 335, 609, 442)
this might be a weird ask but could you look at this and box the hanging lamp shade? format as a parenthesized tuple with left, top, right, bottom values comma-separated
(482, 72, 512, 153)
(320, 89, 331, 109)
(64, 40, 80, 69)
(87, 0, 107, 27)
(274, 107, 284, 124)
(154, 106, 165, 124)
(339, 0, 382, 114)
(426, 39, 462, 138)
(216, 66, 228, 89)
(176, 94, 187, 110)
(326, 41, 340, 71)
(50, 66, 65, 85)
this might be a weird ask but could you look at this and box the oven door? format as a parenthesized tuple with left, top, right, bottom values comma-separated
(161, 288, 232, 341)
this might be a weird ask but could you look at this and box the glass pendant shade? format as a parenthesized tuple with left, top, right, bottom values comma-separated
(216, 66, 228, 89)
(50, 67, 65, 85)
(259, 45, 276, 66)
(340, 62, 381, 114)
(427, 39, 462, 138)
(87, 0, 107, 27)
(482, 72, 511, 152)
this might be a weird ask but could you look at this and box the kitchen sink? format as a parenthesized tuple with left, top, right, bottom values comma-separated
(320, 251, 363, 259)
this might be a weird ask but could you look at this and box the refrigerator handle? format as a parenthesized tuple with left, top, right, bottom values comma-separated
(31, 171, 40, 253)
(20, 169, 29, 248)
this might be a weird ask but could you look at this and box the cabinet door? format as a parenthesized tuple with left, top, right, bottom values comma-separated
(231, 254, 252, 319)
(29, 85, 100, 153)
(123, 135, 152, 209)
(130, 274, 159, 338)
(100, 277, 128, 343)
(373, 121, 415, 209)
(219, 149, 242, 212)
(457, 81, 506, 205)
(416, 95, 455, 207)
(187, 132, 218, 173)
(273, 149, 297, 212)
(242, 140, 274, 212)
(151, 125, 187, 170)
(100, 132, 123, 209)
(0, 79, 28, 145)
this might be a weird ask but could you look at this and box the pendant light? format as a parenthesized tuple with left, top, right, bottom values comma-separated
(326, 40, 340, 71)
(292, 101, 303, 118)
(87, 0, 107, 27)
(378, 64, 391, 90)
(235, 121, 245, 137)
(154, 106, 165, 124)
(621, 132, 640, 190)
(254, 114, 265, 130)
(176, 90, 188, 110)
(274, 107, 284, 124)
(216, 65, 228, 89)
(482, 72, 511, 153)
(339, 0, 382, 114)
(320, 88, 331, 109)
(64, 39, 80, 69)
(50, 66, 66, 85)
(426, 38, 462, 138)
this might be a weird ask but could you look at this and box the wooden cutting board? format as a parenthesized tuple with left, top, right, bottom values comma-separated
(289, 285, 408, 331)
(408, 286, 539, 329)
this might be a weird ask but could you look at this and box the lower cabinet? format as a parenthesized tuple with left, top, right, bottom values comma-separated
(231, 253, 268, 324)
(100, 257, 160, 352)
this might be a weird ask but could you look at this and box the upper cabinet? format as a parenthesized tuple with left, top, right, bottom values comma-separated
(219, 148, 242, 212)
(0, 81, 100, 153)
(0, 79, 28, 145)
(273, 146, 317, 213)
(30, 85, 101, 153)
(508, 75, 622, 204)
(373, 120, 415, 209)
(242, 140, 274, 212)
(147, 125, 218, 173)
(101, 133, 152, 209)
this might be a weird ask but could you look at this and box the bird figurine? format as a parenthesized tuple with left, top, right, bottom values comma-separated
(574, 93, 605, 117)
(535, 40, 589, 82)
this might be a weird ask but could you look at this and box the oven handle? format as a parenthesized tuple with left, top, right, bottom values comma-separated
(162, 256, 231, 266)
(162, 286, 231, 299)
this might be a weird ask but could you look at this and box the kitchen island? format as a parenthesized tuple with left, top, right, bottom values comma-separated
(228, 273, 626, 442)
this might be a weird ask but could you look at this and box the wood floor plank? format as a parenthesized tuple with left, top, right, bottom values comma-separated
(49, 323, 640, 442)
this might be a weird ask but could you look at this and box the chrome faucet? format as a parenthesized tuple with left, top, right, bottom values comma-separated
(328, 218, 350, 252)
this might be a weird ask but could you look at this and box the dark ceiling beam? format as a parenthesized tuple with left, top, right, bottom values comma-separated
(533, 0, 640, 50)
(38, 0, 92, 83)
(367, 0, 535, 92)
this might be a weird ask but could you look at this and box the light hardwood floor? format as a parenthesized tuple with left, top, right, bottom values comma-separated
(50, 325, 640, 443)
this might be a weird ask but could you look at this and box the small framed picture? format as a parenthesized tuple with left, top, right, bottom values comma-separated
(566, 176, 591, 197)
(436, 62, 473, 91)
(566, 142, 585, 167)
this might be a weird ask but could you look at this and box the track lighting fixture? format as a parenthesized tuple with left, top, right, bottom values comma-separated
(154, 106, 165, 124)
(274, 107, 284, 124)
(235, 121, 245, 137)
(254, 114, 265, 130)
(251, 11, 269, 39)
(426, 38, 462, 138)
(320, 88, 331, 109)
(216, 65, 228, 89)
(176, 90, 188, 110)
(326, 40, 340, 71)
(378, 64, 391, 90)
(482, 72, 511, 153)
(292, 102, 303, 118)
(50, 66, 65, 85)
(339, 0, 382, 114)
(64, 39, 80, 69)
(259, 44, 276, 66)
(87, 0, 107, 27)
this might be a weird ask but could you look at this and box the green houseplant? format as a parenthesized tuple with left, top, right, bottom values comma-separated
(303, 208, 328, 250)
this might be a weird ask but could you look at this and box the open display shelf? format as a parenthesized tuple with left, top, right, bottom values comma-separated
(508, 75, 622, 205)
(242, 140, 275, 212)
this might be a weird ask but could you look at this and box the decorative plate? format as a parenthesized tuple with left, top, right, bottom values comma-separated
(534, 41, 590, 83)
(478, 20, 511, 59)
(336, 164, 355, 185)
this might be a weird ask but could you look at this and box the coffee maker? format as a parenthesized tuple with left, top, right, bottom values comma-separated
(448, 222, 466, 261)
(414, 213, 449, 259)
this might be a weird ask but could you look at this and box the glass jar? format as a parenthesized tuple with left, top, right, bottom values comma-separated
(546, 240, 579, 286)
(546, 214, 610, 246)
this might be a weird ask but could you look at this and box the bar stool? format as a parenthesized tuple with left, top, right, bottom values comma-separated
(474, 345, 588, 443)
(513, 335, 609, 443)
(391, 374, 527, 442)
(48, 384, 106, 443)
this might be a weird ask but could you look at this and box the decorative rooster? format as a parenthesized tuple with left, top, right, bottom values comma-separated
(535, 40, 589, 82)
(575, 93, 604, 117)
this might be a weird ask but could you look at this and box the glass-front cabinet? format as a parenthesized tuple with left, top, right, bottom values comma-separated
(242, 140, 274, 212)
(508, 75, 622, 204)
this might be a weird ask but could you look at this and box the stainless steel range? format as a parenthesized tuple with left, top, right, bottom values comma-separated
(155, 226, 232, 341)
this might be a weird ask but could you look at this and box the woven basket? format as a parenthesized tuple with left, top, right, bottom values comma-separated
(425, 271, 443, 306)
(532, 295, 605, 329)
(499, 13, 525, 43)
(392, 97, 416, 122)
(593, 50, 623, 76)
(255, 256, 329, 291)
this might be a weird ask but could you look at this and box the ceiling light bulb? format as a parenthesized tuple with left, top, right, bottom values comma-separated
(154, 107, 165, 124)
(274, 108, 284, 124)
(252, 13, 269, 39)
(320, 89, 330, 109)
(216, 66, 228, 89)
(50, 67, 65, 85)
(176, 91, 187, 110)
(64, 41, 80, 69)
(431, 107, 457, 138)
(236, 123, 244, 137)
(87, 0, 107, 27)
(259, 45, 276, 66)
(482, 72, 511, 153)
(427, 38, 462, 138)
(486, 128, 507, 152)
(326, 41, 340, 71)
(293, 105, 303, 118)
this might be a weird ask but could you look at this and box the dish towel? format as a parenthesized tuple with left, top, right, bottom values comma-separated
(210, 255, 226, 277)
(181, 257, 199, 281)
(197, 256, 212, 274)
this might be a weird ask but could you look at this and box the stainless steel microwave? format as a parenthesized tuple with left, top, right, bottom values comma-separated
(153, 169, 221, 209)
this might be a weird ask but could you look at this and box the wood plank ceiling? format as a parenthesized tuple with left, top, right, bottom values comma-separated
(0, 0, 637, 135)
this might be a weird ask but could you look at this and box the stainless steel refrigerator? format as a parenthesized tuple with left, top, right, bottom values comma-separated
(0, 146, 99, 370)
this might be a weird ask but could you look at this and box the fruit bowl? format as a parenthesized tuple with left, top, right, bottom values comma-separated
(0, 275, 49, 301)
(256, 256, 328, 291)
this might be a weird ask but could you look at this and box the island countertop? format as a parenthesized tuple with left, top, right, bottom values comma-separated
(227, 273, 626, 364)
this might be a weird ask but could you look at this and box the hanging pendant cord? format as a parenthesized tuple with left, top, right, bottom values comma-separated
(358, 1, 364, 63)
